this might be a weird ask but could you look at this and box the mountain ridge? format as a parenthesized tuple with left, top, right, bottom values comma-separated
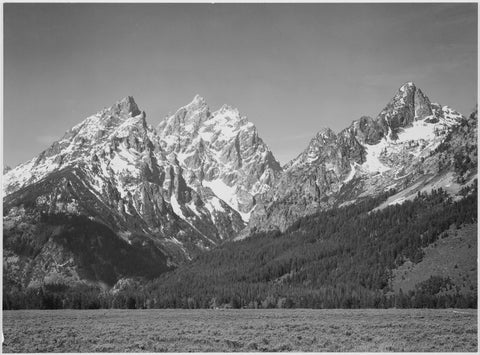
(3, 94, 283, 288)
(3, 82, 477, 292)
(245, 82, 474, 234)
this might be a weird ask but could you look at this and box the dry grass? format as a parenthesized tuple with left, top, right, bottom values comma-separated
(2, 308, 477, 352)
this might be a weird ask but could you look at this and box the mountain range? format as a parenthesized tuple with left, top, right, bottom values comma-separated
(3, 82, 477, 301)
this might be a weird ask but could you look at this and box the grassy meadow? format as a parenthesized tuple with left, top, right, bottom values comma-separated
(2, 308, 477, 352)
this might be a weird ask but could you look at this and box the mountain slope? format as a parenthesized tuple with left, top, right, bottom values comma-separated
(391, 223, 477, 297)
(246, 83, 476, 233)
(107, 182, 477, 309)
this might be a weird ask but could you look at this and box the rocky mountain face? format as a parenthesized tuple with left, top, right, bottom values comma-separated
(3, 82, 477, 290)
(157, 95, 282, 221)
(246, 82, 477, 233)
(3, 96, 279, 289)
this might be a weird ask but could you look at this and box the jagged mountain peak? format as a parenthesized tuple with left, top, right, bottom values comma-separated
(2, 96, 156, 198)
(383, 82, 431, 117)
(186, 96, 240, 115)
(60, 96, 147, 144)
(394, 82, 428, 101)
(183, 94, 209, 113)
(210, 105, 249, 129)
(159, 95, 254, 136)
(314, 127, 336, 139)
(284, 127, 341, 169)
(217, 103, 239, 114)
(191, 94, 206, 104)
(105, 95, 141, 117)
(387, 81, 430, 107)
(376, 82, 433, 140)
(66, 97, 148, 144)
(157, 96, 253, 143)
(398, 81, 416, 91)
(303, 127, 337, 153)
(157, 96, 282, 218)
(247, 81, 475, 235)
(160, 95, 211, 133)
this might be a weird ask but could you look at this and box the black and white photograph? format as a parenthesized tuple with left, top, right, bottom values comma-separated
(2, 2, 478, 353)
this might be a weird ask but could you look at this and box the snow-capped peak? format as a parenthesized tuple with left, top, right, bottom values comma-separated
(246, 82, 474, 236)
(286, 81, 465, 179)
(375, 82, 434, 140)
(3, 96, 150, 197)
(157, 96, 282, 219)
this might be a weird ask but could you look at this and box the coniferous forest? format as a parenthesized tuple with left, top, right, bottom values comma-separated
(3, 182, 477, 310)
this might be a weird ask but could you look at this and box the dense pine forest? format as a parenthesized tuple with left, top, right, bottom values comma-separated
(3, 183, 477, 310)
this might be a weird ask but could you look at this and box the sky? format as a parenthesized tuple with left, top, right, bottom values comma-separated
(3, 3, 478, 167)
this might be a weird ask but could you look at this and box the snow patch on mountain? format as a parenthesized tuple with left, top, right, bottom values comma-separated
(205, 196, 226, 214)
(170, 195, 185, 219)
(396, 119, 436, 142)
(343, 164, 356, 183)
(361, 141, 391, 174)
(203, 179, 239, 212)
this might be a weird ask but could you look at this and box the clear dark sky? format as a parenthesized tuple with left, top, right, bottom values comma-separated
(4, 3, 477, 167)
